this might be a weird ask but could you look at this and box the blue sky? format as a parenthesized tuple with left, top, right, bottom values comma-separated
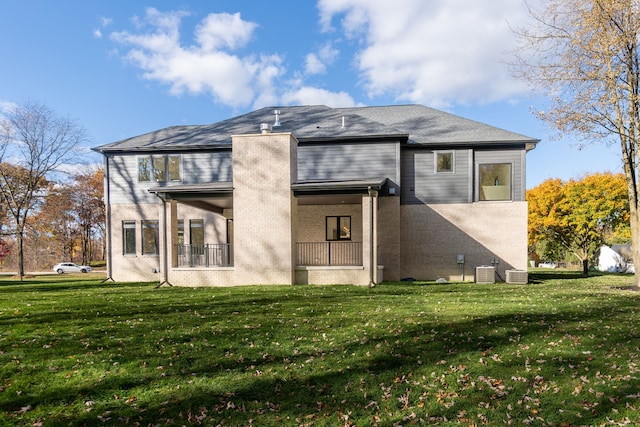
(0, 1, 623, 188)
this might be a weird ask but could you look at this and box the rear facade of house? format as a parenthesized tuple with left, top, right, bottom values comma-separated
(94, 104, 538, 286)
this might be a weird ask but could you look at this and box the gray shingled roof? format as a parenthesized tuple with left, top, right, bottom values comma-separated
(93, 104, 538, 153)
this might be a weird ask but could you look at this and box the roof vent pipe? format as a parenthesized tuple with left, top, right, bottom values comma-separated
(341, 116, 345, 128)
(273, 109, 281, 127)
(260, 123, 271, 134)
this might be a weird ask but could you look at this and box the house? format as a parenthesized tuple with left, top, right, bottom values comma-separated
(93, 104, 538, 286)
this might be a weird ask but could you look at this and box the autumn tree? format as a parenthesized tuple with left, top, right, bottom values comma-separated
(527, 173, 630, 274)
(71, 169, 104, 265)
(0, 101, 88, 277)
(0, 190, 10, 264)
(527, 178, 565, 262)
(38, 184, 80, 262)
(513, 0, 640, 285)
(0, 163, 49, 273)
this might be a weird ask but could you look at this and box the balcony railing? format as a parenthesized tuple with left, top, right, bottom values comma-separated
(296, 241, 362, 266)
(176, 244, 233, 267)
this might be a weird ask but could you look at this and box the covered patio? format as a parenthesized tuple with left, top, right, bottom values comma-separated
(148, 178, 386, 286)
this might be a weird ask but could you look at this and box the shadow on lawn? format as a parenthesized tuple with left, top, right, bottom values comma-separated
(0, 278, 150, 293)
(2, 280, 640, 426)
(527, 269, 590, 282)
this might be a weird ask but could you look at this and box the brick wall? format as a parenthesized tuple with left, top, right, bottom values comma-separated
(399, 202, 528, 281)
(231, 132, 298, 285)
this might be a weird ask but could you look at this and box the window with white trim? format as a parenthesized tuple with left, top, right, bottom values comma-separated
(123, 221, 136, 255)
(177, 219, 184, 245)
(436, 151, 454, 173)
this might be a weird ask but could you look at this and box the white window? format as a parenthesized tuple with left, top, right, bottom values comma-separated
(122, 221, 136, 255)
(435, 151, 454, 173)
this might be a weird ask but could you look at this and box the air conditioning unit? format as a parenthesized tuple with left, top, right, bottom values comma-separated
(506, 269, 528, 284)
(475, 266, 495, 284)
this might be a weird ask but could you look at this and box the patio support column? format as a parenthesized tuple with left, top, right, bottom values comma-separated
(363, 188, 379, 287)
(168, 200, 178, 269)
(155, 195, 171, 287)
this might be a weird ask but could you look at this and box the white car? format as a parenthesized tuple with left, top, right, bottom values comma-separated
(53, 262, 92, 274)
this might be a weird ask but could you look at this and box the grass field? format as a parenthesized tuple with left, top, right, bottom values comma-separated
(1, 271, 639, 426)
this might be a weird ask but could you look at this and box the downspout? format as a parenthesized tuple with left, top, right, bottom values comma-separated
(102, 155, 114, 283)
(368, 186, 378, 288)
(155, 193, 172, 288)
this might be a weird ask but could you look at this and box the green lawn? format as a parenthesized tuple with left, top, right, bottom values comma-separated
(1, 272, 639, 426)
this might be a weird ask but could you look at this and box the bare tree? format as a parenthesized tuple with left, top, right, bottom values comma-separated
(0, 101, 88, 277)
(512, 0, 640, 285)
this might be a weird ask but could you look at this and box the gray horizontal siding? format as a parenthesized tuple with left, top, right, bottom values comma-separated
(475, 149, 525, 201)
(182, 152, 232, 184)
(107, 152, 232, 204)
(401, 149, 471, 204)
(297, 142, 400, 184)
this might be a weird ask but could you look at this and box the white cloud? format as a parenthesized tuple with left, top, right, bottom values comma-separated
(110, 8, 359, 110)
(317, 0, 532, 107)
(110, 8, 283, 108)
(196, 13, 256, 51)
(304, 43, 339, 75)
(281, 86, 356, 107)
(305, 53, 326, 75)
(94, 16, 113, 39)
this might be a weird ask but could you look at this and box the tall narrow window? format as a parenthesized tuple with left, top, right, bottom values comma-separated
(479, 163, 512, 201)
(326, 216, 351, 241)
(153, 157, 166, 181)
(436, 151, 454, 173)
(142, 220, 159, 255)
(177, 219, 184, 245)
(168, 156, 181, 181)
(190, 219, 204, 246)
(138, 157, 151, 182)
(123, 221, 136, 255)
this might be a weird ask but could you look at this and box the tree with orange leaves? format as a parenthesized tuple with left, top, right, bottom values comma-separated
(527, 173, 630, 274)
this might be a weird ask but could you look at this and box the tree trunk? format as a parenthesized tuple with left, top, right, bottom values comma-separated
(582, 258, 589, 276)
(16, 230, 24, 279)
(82, 227, 89, 265)
(630, 208, 640, 287)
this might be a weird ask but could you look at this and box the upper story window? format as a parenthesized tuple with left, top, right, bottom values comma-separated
(138, 155, 181, 182)
(436, 151, 454, 173)
(326, 216, 351, 241)
(479, 163, 512, 201)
